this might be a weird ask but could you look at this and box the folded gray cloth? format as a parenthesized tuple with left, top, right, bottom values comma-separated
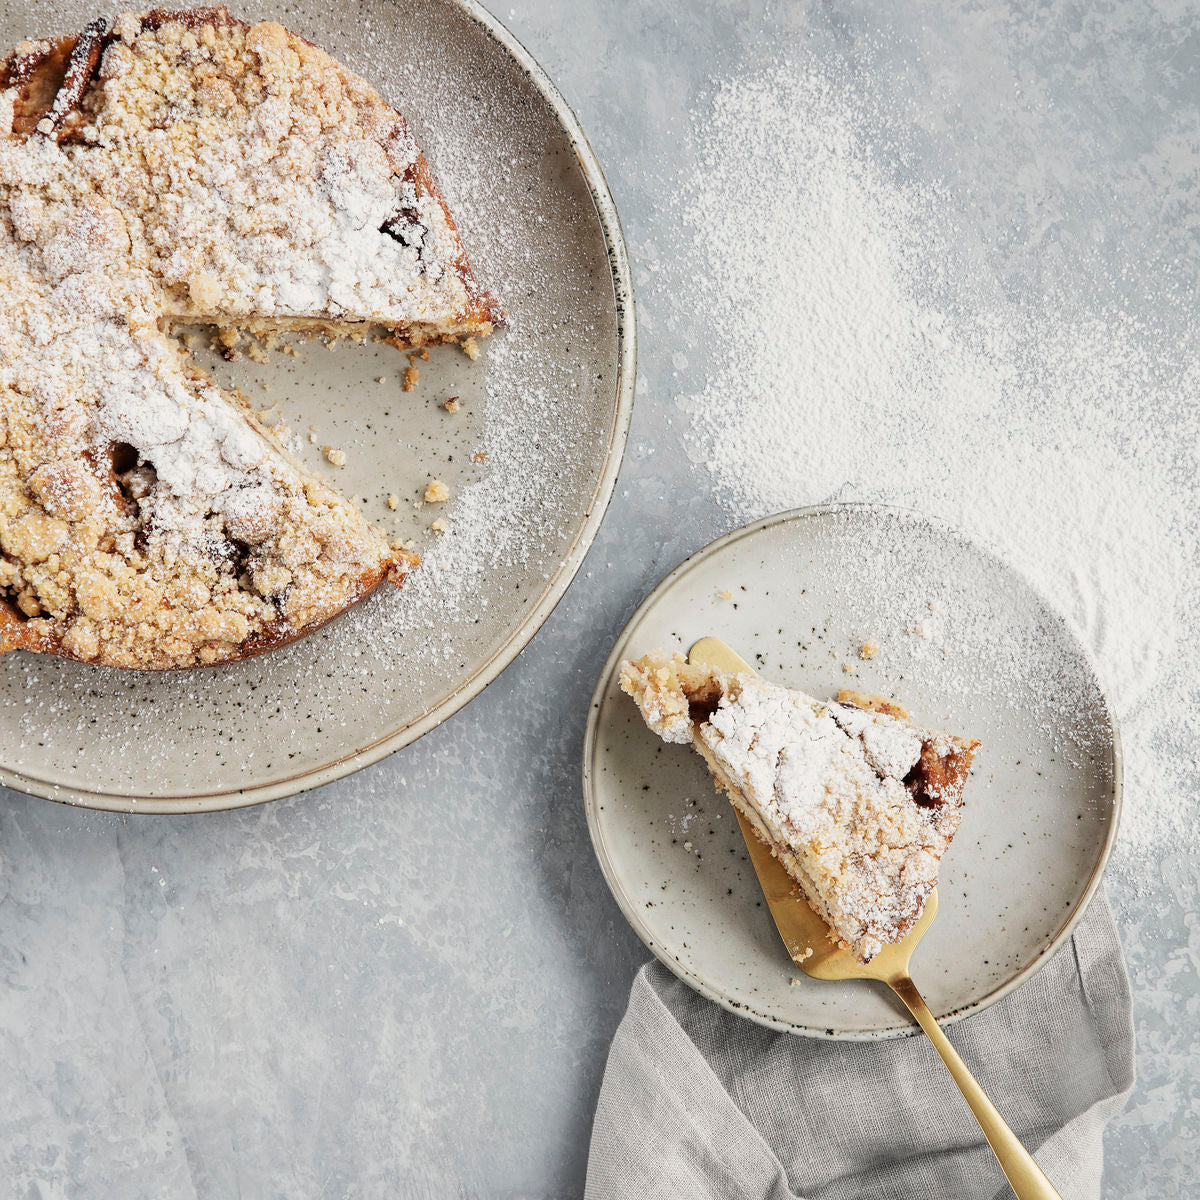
(587, 894, 1132, 1200)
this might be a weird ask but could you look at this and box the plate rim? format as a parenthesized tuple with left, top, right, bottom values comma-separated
(582, 503, 1124, 1040)
(0, 0, 637, 815)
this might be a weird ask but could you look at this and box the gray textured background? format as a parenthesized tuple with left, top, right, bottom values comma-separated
(1, 1, 1195, 1196)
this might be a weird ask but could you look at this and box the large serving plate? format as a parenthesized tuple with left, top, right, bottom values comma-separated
(584, 505, 1120, 1038)
(0, 0, 633, 811)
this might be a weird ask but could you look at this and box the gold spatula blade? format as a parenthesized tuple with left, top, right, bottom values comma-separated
(685, 636, 1063, 1200)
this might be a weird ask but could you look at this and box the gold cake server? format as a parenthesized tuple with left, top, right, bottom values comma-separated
(688, 636, 1063, 1200)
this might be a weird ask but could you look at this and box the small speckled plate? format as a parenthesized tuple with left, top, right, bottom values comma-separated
(583, 505, 1121, 1039)
(0, 0, 633, 811)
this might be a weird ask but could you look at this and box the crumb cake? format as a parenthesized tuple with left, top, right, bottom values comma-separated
(0, 8, 502, 669)
(621, 653, 979, 963)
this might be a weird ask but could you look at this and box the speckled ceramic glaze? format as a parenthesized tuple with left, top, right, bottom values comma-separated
(584, 505, 1121, 1039)
(0, 0, 633, 812)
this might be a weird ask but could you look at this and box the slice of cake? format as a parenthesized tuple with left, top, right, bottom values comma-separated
(0, 9, 502, 669)
(621, 653, 979, 962)
(4, 9, 503, 345)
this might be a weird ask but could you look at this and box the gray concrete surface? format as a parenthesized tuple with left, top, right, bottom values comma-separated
(1, 2, 1194, 1195)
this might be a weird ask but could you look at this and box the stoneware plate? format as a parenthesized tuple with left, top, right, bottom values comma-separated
(0, 0, 633, 811)
(584, 505, 1121, 1039)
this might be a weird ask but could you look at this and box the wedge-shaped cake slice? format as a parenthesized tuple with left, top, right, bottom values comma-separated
(0, 234, 415, 668)
(3, 8, 503, 344)
(0, 9, 501, 668)
(621, 653, 979, 962)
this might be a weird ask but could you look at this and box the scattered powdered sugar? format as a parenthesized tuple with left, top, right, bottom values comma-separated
(379, 335, 592, 648)
(663, 62, 1200, 873)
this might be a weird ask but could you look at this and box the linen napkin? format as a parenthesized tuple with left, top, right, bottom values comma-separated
(586, 894, 1132, 1200)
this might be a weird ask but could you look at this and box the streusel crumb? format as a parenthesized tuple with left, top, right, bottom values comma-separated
(0, 8, 500, 668)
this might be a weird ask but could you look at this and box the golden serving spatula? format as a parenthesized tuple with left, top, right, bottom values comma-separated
(688, 637, 1063, 1200)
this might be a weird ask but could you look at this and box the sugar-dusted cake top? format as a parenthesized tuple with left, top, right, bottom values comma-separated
(2, 9, 501, 334)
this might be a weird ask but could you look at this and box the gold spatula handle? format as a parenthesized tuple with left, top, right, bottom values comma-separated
(889, 975, 1063, 1200)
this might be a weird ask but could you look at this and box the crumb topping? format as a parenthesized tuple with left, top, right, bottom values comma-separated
(0, 8, 506, 667)
(90, 11, 498, 334)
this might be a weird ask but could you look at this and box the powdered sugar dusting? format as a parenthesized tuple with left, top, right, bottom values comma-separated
(381, 335, 597, 652)
(665, 61, 1199, 872)
(702, 677, 953, 963)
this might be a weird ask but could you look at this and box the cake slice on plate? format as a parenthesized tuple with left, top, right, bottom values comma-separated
(0, 9, 502, 669)
(620, 652, 979, 963)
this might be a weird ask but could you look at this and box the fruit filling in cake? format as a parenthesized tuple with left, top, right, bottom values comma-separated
(0, 8, 502, 669)
(620, 652, 979, 963)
